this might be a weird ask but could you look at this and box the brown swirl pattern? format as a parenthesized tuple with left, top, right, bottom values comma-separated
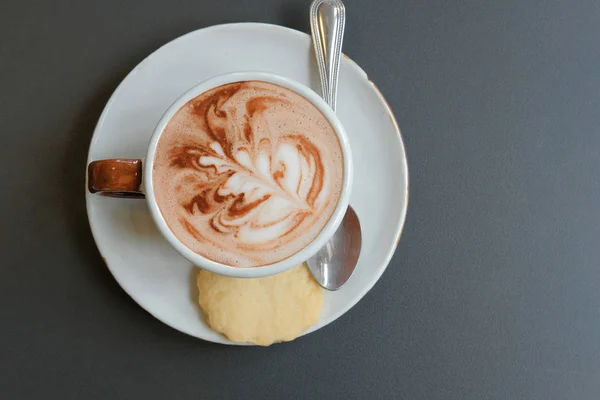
(153, 81, 343, 267)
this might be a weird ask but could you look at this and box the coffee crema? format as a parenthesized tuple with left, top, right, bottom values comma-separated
(153, 81, 344, 267)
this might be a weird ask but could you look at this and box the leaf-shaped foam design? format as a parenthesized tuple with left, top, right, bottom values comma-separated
(153, 81, 343, 267)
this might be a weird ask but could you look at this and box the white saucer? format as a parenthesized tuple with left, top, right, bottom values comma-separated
(86, 23, 409, 345)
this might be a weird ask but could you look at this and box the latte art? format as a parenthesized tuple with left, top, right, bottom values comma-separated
(153, 81, 344, 267)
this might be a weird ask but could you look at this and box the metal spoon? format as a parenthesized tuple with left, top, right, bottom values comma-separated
(307, 0, 361, 290)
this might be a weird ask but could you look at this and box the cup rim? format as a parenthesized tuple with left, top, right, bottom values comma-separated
(143, 71, 353, 278)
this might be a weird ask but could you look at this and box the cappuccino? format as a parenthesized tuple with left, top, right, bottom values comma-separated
(153, 81, 343, 267)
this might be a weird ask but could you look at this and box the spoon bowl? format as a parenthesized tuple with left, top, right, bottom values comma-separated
(306, 206, 361, 290)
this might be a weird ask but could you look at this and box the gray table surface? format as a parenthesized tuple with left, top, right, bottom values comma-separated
(2, 0, 600, 399)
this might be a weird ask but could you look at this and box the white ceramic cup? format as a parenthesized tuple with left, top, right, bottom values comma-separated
(87, 71, 353, 278)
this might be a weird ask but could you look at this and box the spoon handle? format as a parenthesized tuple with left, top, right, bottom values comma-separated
(310, 0, 345, 112)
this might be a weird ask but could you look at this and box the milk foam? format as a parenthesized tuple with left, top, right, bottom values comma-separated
(153, 81, 343, 267)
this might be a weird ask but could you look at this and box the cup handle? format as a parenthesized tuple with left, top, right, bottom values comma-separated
(87, 159, 145, 198)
